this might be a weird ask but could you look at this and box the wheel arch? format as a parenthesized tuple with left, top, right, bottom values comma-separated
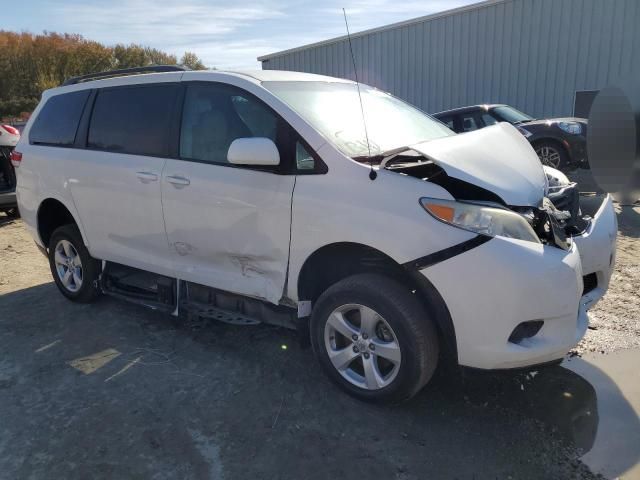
(297, 242, 458, 362)
(37, 198, 88, 249)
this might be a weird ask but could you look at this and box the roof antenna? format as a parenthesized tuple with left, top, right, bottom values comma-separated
(343, 8, 377, 181)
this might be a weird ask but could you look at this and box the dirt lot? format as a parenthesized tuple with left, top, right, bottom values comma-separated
(0, 203, 638, 479)
(573, 204, 640, 355)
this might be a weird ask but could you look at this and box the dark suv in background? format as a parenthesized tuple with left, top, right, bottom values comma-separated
(433, 104, 588, 171)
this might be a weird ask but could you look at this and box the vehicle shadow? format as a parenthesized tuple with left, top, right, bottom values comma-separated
(1, 283, 638, 479)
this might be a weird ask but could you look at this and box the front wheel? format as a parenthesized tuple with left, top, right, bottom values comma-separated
(310, 273, 439, 404)
(48, 224, 101, 303)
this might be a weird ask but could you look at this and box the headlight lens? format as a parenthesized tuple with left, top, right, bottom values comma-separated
(558, 121, 582, 135)
(420, 198, 540, 243)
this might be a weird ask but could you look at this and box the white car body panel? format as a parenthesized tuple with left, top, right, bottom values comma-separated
(285, 141, 476, 302)
(67, 149, 174, 277)
(412, 122, 547, 206)
(573, 195, 617, 309)
(161, 159, 295, 304)
(424, 236, 585, 369)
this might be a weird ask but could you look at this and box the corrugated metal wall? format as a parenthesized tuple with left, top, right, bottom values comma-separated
(260, 0, 640, 118)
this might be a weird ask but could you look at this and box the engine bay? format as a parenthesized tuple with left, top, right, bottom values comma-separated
(383, 155, 604, 249)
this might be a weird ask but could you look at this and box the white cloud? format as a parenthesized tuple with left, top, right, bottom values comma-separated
(33, 0, 480, 69)
(50, 0, 285, 63)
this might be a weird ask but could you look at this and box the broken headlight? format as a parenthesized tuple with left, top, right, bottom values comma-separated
(420, 198, 540, 244)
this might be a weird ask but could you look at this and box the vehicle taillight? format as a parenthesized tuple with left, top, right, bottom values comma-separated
(1, 125, 20, 136)
(10, 150, 22, 167)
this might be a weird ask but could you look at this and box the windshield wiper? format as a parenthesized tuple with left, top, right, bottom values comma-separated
(352, 142, 434, 166)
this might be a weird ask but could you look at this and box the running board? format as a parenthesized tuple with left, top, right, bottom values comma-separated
(182, 301, 261, 326)
(100, 262, 176, 313)
(181, 281, 296, 329)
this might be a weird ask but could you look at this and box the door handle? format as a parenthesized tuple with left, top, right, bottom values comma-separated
(165, 175, 191, 187)
(136, 171, 158, 183)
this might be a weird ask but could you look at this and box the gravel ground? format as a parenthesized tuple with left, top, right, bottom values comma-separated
(573, 204, 640, 355)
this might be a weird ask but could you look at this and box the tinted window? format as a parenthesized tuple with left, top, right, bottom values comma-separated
(180, 83, 278, 164)
(438, 115, 455, 130)
(481, 113, 498, 126)
(461, 114, 479, 132)
(492, 106, 534, 124)
(88, 85, 177, 156)
(29, 90, 90, 146)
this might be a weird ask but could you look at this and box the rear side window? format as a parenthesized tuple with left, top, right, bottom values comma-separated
(461, 114, 480, 132)
(29, 90, 90, 146)
(88, 85, 177, 157)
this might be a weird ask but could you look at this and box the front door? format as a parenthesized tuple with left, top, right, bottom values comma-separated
(161, 82, 295, 304)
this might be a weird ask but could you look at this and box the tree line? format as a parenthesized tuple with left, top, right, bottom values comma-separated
(0, 31, 208, 119)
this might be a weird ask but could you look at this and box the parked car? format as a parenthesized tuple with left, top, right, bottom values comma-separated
(0, 124, 21, 218)
(433, 104, 589, 170)
(15, 67, 616, 403)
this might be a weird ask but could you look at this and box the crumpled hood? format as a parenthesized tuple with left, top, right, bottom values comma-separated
(411, 123, 546, 206)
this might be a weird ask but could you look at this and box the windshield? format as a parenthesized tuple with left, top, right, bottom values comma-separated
(263, 81, 454, 158)
(491, 105, 534, 124)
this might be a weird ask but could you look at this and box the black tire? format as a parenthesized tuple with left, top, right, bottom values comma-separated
(48, 224, 101, 303)
(534, 140, 569, 169)
(310, 273, 439, 404)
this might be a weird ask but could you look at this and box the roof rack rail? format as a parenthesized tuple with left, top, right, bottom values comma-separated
(62, 65, 191, 86)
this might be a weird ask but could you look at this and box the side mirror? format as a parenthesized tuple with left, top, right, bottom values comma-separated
(227, 137, 280, 166)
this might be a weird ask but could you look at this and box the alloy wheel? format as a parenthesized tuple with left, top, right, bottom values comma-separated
(535, 145, 561, 168)
(54, 239, 83, 293)
(324, 303, 402, 390)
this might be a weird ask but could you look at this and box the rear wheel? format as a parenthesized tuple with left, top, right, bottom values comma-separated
(310, 273, 439, 403)
(48, 224, 101, 303)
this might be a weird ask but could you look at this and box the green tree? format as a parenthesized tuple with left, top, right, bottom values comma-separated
(180, 51, 207, 70)
(0, 31, 209, 118)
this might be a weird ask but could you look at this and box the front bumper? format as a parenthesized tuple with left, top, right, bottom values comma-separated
(0, 191, 16, 208)
(572, 194, 617, 309)
(419, 195, 616, 370)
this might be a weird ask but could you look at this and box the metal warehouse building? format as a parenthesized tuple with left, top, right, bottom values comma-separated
(258, 0, 640, 118)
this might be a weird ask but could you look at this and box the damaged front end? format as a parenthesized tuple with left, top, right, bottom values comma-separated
(380, 123, 617, 308)
(380, 123, 601, 252)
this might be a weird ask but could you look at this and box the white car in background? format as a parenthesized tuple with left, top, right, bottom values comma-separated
(14, 67, 616, 403)
(0, 123, 21, 217)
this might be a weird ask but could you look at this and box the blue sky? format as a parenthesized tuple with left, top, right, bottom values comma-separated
(9, 0, 479, 69)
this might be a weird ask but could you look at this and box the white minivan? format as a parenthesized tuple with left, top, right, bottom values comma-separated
(15, 66, 617, 402)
